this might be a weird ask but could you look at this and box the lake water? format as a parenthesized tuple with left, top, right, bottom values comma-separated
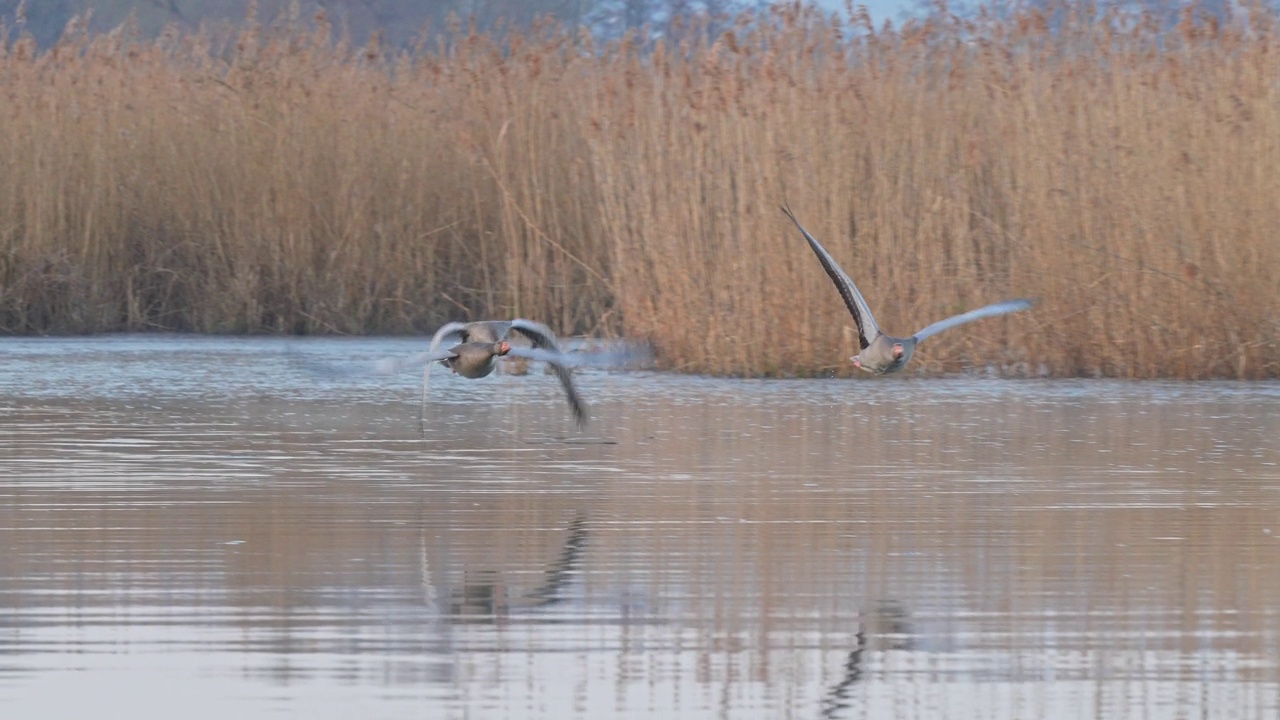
(2, 336, 1279, 719)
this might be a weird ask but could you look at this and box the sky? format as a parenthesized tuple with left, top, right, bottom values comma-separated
(814, 0, 924, 24)
(0, 0, 930, 50)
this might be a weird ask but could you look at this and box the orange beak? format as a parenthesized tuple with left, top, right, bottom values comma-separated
(498, 341, 511, 356)
(892, 343, 904, 358)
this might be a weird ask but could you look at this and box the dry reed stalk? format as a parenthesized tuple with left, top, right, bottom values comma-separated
(0, 4, 1277, 377)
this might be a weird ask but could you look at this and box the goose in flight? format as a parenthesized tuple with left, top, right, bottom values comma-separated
(419, 319, 587, 427)
(782, 206, 1034, 375)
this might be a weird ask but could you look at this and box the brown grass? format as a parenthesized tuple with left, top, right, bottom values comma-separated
(1, 4, 1278, 378)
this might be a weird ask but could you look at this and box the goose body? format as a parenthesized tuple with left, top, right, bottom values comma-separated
(439, 340, 511, 379)
(782, 205, 1033, 374)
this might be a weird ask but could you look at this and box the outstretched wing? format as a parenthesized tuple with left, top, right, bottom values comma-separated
(374, 349, 455, 376)
(781, 205, 880, 349)
(509, 319, 587, 427)
(288, 344, 453, 380)
(507, 319, 564, 351)
(505, 337, 588, 429)
(911, 298, 1035, 343)
(428, 322, 472, 352)
(506, 342, 653, 369)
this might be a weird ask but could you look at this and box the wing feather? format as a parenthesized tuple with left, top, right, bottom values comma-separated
(782, 205, 880, 349)
(910, 299, 1035, 343)
(374, 349, 455, 376)
(505, 344, 587, 428)
(508, 319, 564, 351)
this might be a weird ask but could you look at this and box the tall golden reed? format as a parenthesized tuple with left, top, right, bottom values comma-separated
(1, 4, 1277, 378)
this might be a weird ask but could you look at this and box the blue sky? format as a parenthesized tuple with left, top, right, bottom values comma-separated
(812, 0, 924, 24)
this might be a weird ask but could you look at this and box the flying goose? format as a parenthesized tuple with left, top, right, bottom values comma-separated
(783, 205, 1034, 375)
(421, 319, 587, 427)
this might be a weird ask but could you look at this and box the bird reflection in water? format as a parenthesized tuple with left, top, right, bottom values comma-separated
(819, 630, 865, 720)
(419, 515, 590, 623)
(819, 600, 915, 719)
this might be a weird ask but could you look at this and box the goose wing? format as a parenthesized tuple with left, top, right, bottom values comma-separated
(507, 319, 564, 351)
(507, 319, 587, 428)
(374, 349, 456, 376)
(911, 298, 1035, 343)
(428, 322, 472, 351)
(781, 205, 880, 349)
(287, 344, 453, 379)
(507, 343, 653, 369)
(506, 345, 588, 428)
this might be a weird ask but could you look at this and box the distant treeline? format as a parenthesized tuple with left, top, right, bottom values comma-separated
(0, 0, 753, 48)
(1, 2, 1277, 378)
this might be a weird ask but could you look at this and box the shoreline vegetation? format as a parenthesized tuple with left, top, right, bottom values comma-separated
(1, 3, 1277, 378)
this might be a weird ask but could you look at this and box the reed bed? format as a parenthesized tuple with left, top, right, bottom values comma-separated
(1, 4, 1277, 378)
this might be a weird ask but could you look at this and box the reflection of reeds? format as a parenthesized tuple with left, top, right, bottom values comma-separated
(2, 6, 1278, 377)
(5, 392, 1280, 678)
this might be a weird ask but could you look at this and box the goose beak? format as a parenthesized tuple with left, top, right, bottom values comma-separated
(892, 343, 904, 358)
(851, 357, 862, 369)
(498, 341, 511, 356)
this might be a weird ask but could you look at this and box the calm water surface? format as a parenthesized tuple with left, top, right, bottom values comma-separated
(2, 336, 1279, 719)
